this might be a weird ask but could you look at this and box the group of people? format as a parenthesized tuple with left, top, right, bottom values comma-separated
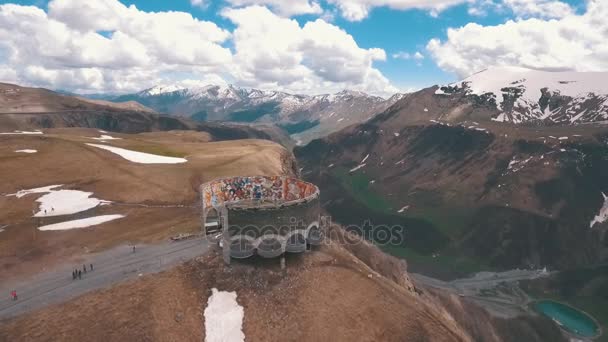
(72, 264, 93, 280)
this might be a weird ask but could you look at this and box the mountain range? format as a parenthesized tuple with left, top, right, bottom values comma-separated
(104, 85, 406, 145)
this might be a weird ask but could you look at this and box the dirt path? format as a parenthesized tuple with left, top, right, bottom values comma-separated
(0, 237, 210, 321)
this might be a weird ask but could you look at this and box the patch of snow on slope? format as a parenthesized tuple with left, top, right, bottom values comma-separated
(507, 157, 532, 173)
(590, 193, 608, 228)
(349, 163, 366, 173)
(0, 130, 43, 135)
(86, 143, 187, 164)
(204, 288, 245, 342)
(15, 149, 37, 153)
(91, 135, 121, 141)
(34, 190, 108, 217)
(8, 185, 63, 198)
(397, 205, 410, 213)
(361, 154, 370, 163)
(38, 215, 125, 231)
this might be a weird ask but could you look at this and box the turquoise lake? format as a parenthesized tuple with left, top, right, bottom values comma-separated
(534, 300, 600, 338)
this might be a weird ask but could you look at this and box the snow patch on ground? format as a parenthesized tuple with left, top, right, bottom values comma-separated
(349, 163, 366, 173)
(33, 190, 108, 217)
(91, 135, 121, 141)
(507, 157, 532, 173)
(590, 193, 608, 228)
(6, 185, 110, 217)
(15, 149, 37, 153)
(86, 143, 187, 164)
(204, 288, 245, 342)
(397, 205, 410, 213)
(361, 154, 370, 163)
(0, 130, 43, 135)
(38, 215, 125, 231)
(8, 185, 63, 198)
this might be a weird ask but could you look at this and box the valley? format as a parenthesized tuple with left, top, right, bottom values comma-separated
(2, 70, 608, 341)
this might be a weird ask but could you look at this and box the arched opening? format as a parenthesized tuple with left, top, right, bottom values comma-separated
(204, 207, 221, 238)
(257, 238, 283, 258)
(307, 223, 322, 246)
(286, 232, 307, 253)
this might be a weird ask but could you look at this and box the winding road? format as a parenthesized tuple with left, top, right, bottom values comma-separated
(0, 237, 210, 321)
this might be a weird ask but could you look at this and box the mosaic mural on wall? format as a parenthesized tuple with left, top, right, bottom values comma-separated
(202, 176, 319, 209)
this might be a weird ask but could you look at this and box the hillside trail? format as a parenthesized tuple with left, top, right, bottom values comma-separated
(0, 237, 209, 321)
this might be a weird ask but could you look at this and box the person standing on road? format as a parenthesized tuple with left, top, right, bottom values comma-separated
(132, 245, 136, 253)
(72, 270, 76, 280)
(90, 263, 93, 271)
(11, 290, 17, 301)
(78, 270, 82, 279)
(83, 264, 87, 274)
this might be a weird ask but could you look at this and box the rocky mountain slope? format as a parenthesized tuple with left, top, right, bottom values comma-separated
(0, 83, 155, 114)
(107, 84, 405, 144)
(436, 67, 608, 124)
(295, 85, 608, 276)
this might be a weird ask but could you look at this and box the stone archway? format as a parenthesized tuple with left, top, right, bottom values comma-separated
(204, 207, 221, 237)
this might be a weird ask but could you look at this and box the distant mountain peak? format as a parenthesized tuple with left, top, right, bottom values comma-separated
(436, 67, 608, 124)
(140, 85, 185, 96)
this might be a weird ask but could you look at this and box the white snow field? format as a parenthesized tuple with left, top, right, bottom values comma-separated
(14, 149, 37, 153)
(8, 185, 63, 198)
(38, 215, 125, 231)
(6, 185, 110, 217)
(204, 288, 245, 342)
(33, 190, 108, 217)
(0, 130, 43, 135)
(590, 193, 608, 228)
(86, 143, 187, 164)
(91, 135, 121, 141)
(437, 67, 608, 101)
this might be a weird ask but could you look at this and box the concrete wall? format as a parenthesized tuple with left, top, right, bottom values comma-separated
(200, 176, 321, 261)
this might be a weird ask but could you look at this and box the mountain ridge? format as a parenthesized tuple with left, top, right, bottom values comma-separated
(101, 84, 405, 144)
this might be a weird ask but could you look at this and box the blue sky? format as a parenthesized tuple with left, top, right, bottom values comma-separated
(0, 0, 597, 95)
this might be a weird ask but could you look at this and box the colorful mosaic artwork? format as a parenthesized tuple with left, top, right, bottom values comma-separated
(202, 176, 318, 209)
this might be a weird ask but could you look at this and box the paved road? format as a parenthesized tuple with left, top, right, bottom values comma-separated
(412, 269, 551, 318)
(0, 237, 210, 321)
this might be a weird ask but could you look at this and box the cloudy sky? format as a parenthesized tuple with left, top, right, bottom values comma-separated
(0, 0, 603, 97)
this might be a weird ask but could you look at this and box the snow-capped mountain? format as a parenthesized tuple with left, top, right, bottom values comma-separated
(436, 67, 608, 124)
(109, 85, 404, 144)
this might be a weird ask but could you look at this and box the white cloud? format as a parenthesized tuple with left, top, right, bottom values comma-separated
(392, 51, 424, 60)
(427, 0, 608, 78)
(326, 0, 468, 21)
(224, 0, 323, 16)
(0, 1, 400, 96)
(190, 0, 207, 9)
(503, 0, 573, 19)
(222, 5, 397, 96)
(0, 1, 232, 93)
